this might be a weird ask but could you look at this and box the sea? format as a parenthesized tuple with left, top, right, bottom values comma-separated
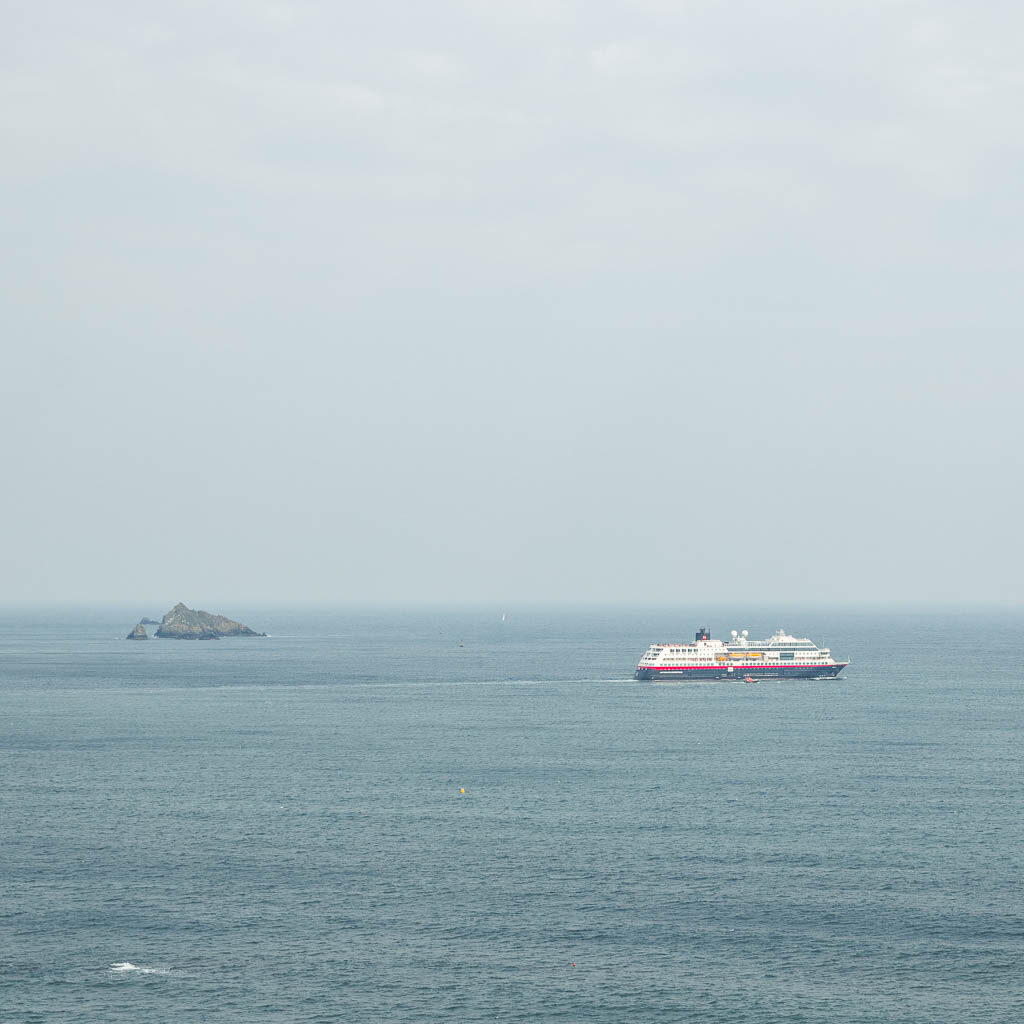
(1, 606, 1022, 1023)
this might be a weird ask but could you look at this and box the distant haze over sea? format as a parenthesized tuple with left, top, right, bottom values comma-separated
(3, 3, 1022, 609)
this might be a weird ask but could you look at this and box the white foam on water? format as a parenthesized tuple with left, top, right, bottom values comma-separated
(650, 677, 721, 687)
(109, 962, 172, 976)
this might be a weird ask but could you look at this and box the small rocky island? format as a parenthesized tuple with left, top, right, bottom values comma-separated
(153, 602, 266, 640)
(139, 617, 160, 626)
(126, 623, 149, 640)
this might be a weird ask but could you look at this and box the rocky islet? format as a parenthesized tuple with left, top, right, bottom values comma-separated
(153, 602, 266, 640)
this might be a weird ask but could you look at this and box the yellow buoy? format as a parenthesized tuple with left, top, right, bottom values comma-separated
(459, 788, 465, 794)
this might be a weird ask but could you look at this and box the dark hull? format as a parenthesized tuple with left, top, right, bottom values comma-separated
(635, 663, 848, 681)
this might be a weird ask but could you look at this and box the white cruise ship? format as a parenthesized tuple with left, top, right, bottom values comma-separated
(634, 626, 848, 681)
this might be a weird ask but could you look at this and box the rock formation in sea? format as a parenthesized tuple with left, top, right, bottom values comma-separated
(127, 623, 149, 640)
(154, 602, 266, 640)
(139, 618, 160, 625)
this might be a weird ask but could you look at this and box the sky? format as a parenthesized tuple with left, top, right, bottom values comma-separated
(2, 0, 1022, 606)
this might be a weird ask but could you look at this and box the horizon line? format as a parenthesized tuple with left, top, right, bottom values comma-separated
(0, 599, 1020, 611)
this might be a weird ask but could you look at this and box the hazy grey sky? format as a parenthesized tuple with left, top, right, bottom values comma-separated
(3, 1, 1022, 605)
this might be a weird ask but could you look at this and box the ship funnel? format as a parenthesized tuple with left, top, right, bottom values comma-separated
(695, 627, 710, 642)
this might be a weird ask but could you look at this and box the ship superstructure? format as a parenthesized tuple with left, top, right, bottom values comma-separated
(634, 627, 848, 681)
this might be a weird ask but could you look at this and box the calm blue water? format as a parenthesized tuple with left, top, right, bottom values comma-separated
(2, 606, 1022, 1023)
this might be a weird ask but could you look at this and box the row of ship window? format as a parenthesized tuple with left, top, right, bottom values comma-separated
(657, 653, 821, 661)
(659, 648, 818, 654)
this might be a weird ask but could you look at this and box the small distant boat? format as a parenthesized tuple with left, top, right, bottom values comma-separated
(744, 675, 756, 683)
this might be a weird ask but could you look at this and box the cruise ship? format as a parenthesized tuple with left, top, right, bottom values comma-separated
(634, 627, 848, 681)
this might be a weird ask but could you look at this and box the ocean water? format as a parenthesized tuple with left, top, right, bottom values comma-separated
(1, 606, 1022, 1023)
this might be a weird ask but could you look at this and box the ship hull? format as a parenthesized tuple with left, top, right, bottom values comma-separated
(634, 663, 848, 681)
